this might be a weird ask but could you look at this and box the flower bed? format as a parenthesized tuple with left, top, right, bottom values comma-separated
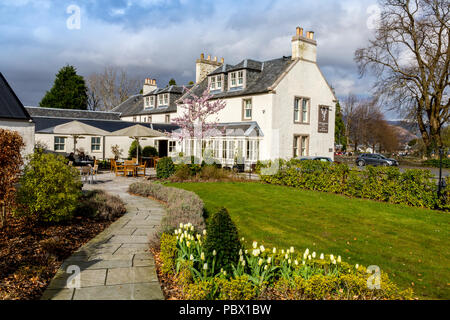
(157, 222, 414, 300)
(0, 190, 126, 300)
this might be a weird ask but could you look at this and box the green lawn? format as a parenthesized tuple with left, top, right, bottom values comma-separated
(168, 182, 450, 299)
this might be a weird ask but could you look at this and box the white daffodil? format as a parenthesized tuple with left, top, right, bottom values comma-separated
(285, 254, 289, 259)
(186, 241, 190, 248)
(308, 255, 311, 260)
(242, 260, 246, 267)
(332, 259, 337, 265)
(213, 250, 217, 256)
(294, 259, 299, 266)
(355, 264, 359, 270)
(290, 247, 295, 253)
(320, 253, 324, 260)
(174, 229, 178, 235)
(304, 248, 310, 256)
(201, 252, 205, 261)
(267, 257, 272, 264)
(260, 245, 265, 252)
(190, 254, 194, 261)
(282, 249, 285, 254)
(312, 252, 316, 258)
(203, 229, 207, 236)
(252, 241, 258, 249)
(203, 263, 208, 270)
(196, 234, 201, 241)
(288, 259, 292, 264)
(240, 255, 244, 262)
(223, 271, 227, 276)
(273, 247, 277, 254)
(258, 258, 263, 266)
(190, 226, 194, 231)
(241, 237, 245, 242)
(264, 265, 268, 271)
(180, 223, 184, 229)
(176, 235, 179, 240)
(302, 260, 306, 265)
(239, 249, 243, 255)
(330, 254, 334, 261)
(245, 250, 248, 254)
(252, 249, 261, 257)
(337, 256, 341, 263)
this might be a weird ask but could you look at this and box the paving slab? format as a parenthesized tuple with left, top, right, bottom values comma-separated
(41, 173, 164, 300)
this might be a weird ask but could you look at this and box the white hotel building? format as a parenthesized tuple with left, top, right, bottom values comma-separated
(24, 27, 337, 167)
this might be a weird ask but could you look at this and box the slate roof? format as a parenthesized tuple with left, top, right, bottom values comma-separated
(33, 117, 179, 134)
(0, 72, 32, 120)
(26, 107, 121, 121)
(185, 56, 294, 100)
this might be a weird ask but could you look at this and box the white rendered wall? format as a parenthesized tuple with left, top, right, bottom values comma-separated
(0, 119, 35, 158)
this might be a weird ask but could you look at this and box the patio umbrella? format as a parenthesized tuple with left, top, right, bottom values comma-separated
(41, 120, 109, 153)
(111, 124, 164, 161)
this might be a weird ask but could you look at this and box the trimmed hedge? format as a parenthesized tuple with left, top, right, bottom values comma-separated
(128, 181, 205, 242)
(258, 160, 449, 210)
(423, 158, 450, 169)
(156, 157, 175, 179)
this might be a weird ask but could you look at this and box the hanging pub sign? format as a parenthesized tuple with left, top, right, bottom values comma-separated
(318, 105, 329, 133)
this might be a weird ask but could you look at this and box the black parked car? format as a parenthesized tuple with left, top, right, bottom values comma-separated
(356, 153, 399, 167)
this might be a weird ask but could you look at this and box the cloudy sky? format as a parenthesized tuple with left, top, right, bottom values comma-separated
(0, 0, 384, 113)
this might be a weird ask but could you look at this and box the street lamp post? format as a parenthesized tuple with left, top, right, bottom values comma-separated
(437, 147, 444, 199)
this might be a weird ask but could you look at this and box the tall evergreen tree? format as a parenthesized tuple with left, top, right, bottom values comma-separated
(39, 65, 88, 110)
(335, 101, 346, 150)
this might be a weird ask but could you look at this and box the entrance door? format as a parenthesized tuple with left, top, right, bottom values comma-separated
(158, 140, 168, 158)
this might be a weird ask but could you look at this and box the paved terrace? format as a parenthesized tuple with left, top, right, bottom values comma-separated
(41, 172, 165, 300)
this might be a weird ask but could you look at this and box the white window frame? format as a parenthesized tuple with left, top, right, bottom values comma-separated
(227, 140, 235, 160)
(294, 97, 310, 124)
(164, 93, 169, 105)
(54, 136, 66, 151)
(165, 114, 170, 123)
(238, 71, 244, 85)
(210, 76, 216, 90)
(243, 99, 252, 120)
(91, 137, 101, 152)
(293, 135, 309, 157)
(217, 75, 222, 89)
(144, 97, 150, 108)
(169, 141, 176, 153)
(149, 96, 155, 108)
(158, 95, 164, 106)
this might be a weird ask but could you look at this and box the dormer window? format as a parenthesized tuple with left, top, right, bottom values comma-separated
(158, 93, 169, 107)
(144, 97, 150, 108)
(229, 70, 244, 90)
(149, 96, 155, 108)
(209, 75, 223, 92)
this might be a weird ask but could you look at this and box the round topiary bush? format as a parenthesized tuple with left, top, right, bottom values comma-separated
(156, 157, 175, 179)
(203, 207, 240, 272)
(142, 146, 158, 157)
(128, 140, 143, 159)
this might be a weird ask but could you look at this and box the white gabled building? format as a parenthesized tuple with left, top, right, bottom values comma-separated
(113, 27, 337, 167)
(0, 72, 35, 157)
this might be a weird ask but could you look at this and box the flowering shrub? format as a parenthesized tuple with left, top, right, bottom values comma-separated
(259, 160, 448, 210)
(159, 223, 414, 300)
(128, 182, 205, 243)
(160, 233, 178, 274)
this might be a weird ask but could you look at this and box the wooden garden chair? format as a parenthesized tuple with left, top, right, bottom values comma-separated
(136, 161, 147, 177)
(110, 159, 116, 172)
(91, 164, 99, 182)
(114, 161, 125, 177)
(124, 160, 136, 177)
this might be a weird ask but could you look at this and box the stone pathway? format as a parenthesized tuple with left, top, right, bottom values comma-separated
(41, 173, 165, 300)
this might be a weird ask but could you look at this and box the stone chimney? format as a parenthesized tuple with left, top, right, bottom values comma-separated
(143, 78, 157, 95)
(196, 53, 224, 83)
(291, 26, 317, 62)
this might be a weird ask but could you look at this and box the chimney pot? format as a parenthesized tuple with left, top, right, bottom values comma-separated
(309, 31, 314, 39)
(213, 56, 217, 62)
(296, 27, 301, 35)
(299, 28, 304, 36)
(200, 53, 204, 60)
(220, 57, 224, 63)
(207, 54, 211, 60)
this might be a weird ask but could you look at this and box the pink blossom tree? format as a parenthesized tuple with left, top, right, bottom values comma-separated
(170, 88, 226, 163)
